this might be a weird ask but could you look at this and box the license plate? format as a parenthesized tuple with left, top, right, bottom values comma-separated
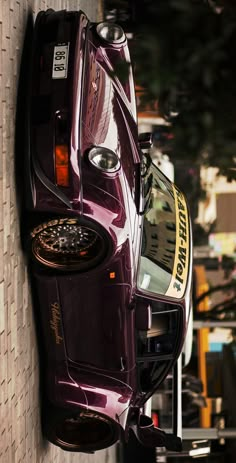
(52, 44, 69, 79)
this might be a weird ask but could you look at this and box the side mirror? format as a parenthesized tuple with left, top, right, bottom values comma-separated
(138, 132, 153, 150)
(131, 415, 182, 451)
(135, 301, 152, 331)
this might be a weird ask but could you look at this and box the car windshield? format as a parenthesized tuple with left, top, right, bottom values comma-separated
(137, 163, 190, 299)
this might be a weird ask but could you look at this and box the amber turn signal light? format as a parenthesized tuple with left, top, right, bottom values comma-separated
(55, 144, 69, 187)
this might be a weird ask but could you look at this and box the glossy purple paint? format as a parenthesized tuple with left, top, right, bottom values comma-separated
(25, 9, 192, 453)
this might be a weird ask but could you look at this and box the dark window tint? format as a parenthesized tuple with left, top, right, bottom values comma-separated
(136, 305, 181, 393)
(138, 360, 168, 392)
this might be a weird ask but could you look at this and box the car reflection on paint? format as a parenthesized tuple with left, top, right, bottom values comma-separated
(23, 8, 192, 454)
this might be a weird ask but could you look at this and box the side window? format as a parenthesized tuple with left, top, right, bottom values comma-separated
(139, 360, 168, 392)
(137, 310, 179, 358)
(136, 303, 181, 393)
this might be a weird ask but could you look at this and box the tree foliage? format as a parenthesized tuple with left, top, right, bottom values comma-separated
(132, 0, 236, 180)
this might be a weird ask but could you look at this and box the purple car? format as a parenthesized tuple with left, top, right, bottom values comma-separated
(24, 9, 192, 454)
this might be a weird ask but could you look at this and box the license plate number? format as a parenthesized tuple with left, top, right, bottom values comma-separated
(52, 44, 69, 79)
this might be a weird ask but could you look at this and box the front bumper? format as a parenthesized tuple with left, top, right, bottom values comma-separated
(27, 9, 89, 212)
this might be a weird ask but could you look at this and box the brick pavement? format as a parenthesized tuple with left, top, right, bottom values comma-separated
(0, 1, 117, 462)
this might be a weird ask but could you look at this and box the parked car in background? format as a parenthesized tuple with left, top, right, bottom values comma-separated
(22, 8, 193, 454)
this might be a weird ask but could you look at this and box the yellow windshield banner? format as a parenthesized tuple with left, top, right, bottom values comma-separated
(166, 185, 190, 299)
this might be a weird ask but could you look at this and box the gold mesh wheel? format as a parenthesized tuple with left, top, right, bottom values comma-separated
(31, 218, 107, 270)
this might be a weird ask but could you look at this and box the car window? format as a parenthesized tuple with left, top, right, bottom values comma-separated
(138, 162, 190, 299)
(138, 360, 168, 392)
(137, 306, 179, 358)
(136, 303, 181, 394)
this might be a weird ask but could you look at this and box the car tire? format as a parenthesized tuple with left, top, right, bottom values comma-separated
(43, 403, 119, 452)
(29, 216, 110, 272)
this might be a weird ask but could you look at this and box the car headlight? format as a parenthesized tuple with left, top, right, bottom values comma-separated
(88, 147, 120, 173)
(96, 22, 125, 44)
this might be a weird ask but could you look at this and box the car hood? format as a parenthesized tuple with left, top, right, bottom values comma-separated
(31, 19, 140, 216)
(77, 27, 140, 205)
